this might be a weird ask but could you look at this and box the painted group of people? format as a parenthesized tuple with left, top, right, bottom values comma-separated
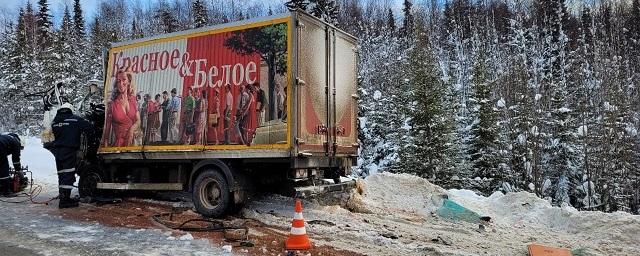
(177, 87, 208, 145)
(138, 88, 185, 145)
(103, 69, 288, 147)
(215, 82, 260, 146)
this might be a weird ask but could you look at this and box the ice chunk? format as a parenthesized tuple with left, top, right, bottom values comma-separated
(179, 233, 194, 241)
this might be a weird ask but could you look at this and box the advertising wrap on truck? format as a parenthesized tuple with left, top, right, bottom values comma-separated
(99, 19, 291, 153)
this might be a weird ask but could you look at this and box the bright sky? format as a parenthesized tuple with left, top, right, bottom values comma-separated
(2, 0, 100, 20)
(0, 0, 409, 27)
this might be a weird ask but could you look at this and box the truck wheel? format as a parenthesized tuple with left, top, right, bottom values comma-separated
(79, 169, 104, 198)
(193, 169, 230, 218)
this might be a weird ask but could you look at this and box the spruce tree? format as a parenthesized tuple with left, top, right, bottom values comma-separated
(73, 0, 85, 37)
(402, 29, 454, 183)
(400, 0, 415, 38)
(0, 22, 23, 130)
(285, 0, 309, 12)
(156, 7, 178, 33)
(15, 8, 27, 62)
(89, 17, 107, 80)
(36, 0, 53, 50)
(310, 0, 339, 26)
(24, 2, 38, 55)
(355, 25, 407, 176)
(469, 53, 500, 194)
(47, 5, 78, 96)
(0, 22, 21, 87)
(193, 0, 209, 28)
(386, 8, 396, 36)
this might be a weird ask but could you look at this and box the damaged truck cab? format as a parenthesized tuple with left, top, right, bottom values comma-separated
(74, 11, 358, 217)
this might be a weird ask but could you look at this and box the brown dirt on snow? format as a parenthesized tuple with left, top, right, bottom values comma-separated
(57, 199, 361, 256)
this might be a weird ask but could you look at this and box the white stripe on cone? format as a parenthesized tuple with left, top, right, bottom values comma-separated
(294, 212, 303, 220)
(290, 226, 307, 235)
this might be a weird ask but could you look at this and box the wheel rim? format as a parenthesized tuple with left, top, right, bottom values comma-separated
(80, 172, 101, 197)
(199, 177, 222, 209)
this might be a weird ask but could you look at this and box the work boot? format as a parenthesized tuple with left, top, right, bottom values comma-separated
(0, 179, 15, 197)
(58, 188, 79, 209)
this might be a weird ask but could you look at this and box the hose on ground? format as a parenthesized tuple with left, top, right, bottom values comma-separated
(0, 170, 58, 205)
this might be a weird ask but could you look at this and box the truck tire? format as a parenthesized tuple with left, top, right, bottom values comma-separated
(193, 169, 231, 218)
(78, 166, 106, 198)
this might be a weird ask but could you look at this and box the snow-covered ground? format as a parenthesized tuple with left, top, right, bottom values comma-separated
(6, 137, 640, 255)
(1, 138, 229, 256)
(21, 137, 59, 186)
(244, 172, 640, 256)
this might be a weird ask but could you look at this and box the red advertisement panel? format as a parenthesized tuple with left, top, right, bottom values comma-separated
(100, 22, 289, 151)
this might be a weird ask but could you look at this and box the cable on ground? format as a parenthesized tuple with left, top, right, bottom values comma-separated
(0, 170, 58, 205)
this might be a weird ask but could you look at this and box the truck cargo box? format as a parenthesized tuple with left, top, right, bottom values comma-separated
(98, 11, 358, 161)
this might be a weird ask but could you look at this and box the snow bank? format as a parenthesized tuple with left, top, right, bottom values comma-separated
(21, 137, 58, 185)
(448, 189, 640, 247)
(354, 172, 640, 254)
(349, 172, 446, 215)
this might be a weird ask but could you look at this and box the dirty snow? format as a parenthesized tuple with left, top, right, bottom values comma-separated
(244, 172, 640, 256)
(1, 137, 229, 256)
(10, 137, 640, 255)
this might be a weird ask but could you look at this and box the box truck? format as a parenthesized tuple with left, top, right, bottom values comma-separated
(44, 11, 358, 217)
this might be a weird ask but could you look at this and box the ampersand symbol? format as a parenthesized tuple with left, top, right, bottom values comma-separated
(179, 52, 193, 77)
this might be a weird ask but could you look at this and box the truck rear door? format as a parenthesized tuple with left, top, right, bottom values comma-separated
(295, 14, 358, 156)
(330, 31, 358, 155)
(296, 14, 330, 155)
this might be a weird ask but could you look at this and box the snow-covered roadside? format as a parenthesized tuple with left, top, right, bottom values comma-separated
(448, 188, 640, 255)
(1, 137, 229, 256)
(21, 137, 58, 187)
(243, 172, 640, 256)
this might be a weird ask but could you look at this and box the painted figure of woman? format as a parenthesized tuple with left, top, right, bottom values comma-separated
(146, 94, 161, 143)
(211, 89, 221, 145)
(192, 90, 207, 145)
(103, 70, 140, 147)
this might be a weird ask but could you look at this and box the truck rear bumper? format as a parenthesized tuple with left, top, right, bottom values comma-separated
(292, 156, 356, 169)
(294, 179, 356, 198)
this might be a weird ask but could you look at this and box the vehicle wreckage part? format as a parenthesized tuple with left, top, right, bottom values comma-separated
(295, 179, 356, 198)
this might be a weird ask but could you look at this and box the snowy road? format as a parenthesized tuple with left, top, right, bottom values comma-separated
(0, 197, 228, 256)
(0, 240, 39, 256)
(0, 138, 229, 256)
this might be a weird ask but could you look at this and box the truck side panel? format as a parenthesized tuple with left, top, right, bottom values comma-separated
(98, 18, 293, 154)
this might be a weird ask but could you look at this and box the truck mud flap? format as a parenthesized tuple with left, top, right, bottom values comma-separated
(295, 180, 356, 198)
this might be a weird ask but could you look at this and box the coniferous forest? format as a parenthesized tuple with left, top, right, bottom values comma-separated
(0, 0, 639, 213)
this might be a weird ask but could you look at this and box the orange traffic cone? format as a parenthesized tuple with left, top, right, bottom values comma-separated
(285, 199, 312, 250)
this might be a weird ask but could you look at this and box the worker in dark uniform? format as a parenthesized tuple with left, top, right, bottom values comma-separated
(52, 103, 94, 208)
(0, 133, 23, 196)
